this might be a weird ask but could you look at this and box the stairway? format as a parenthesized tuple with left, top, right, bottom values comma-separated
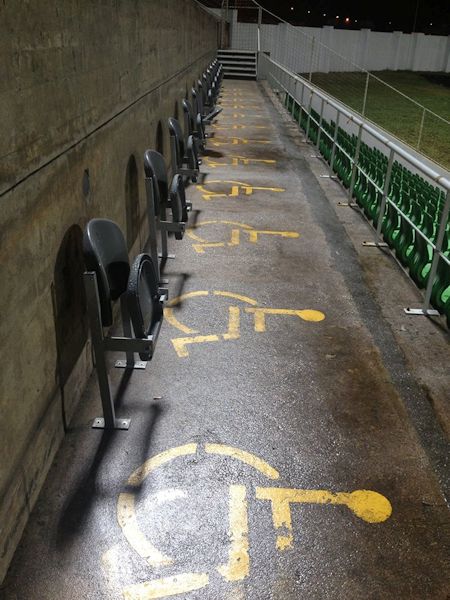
(217, 49, 257, 80)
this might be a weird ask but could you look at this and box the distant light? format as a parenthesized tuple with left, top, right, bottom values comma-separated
(307, 10, 311, 14)
(290, 6, 294, 10)
(389, 21, 392, 24)
(355, 19, 358, 23)
(345, 17, 350, 23)
(336, 15, 339, 19)
(323, 13, 327, 17)
(429, 22, 433, 25)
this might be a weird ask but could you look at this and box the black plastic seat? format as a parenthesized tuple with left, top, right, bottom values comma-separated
(83, 219, 130, 327)
(182, 98, 205, 153)
(143, 149, 169, 213)
(197, 80, 222, 122)
(127, 253, 163, 359)
(83, 219, 163, 361)
(143, 149, 189, 231)
(168, 117, 199, 179)
(170, 174, 188, 239)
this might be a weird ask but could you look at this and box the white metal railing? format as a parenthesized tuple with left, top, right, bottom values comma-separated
(259, 53, 450, 320)
(224, 0, 450, 170)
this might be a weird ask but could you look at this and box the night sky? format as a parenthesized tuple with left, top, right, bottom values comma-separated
(201, 0, 450, 35)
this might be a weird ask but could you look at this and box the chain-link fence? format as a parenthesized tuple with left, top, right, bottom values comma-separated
(197, 0, 450, 170)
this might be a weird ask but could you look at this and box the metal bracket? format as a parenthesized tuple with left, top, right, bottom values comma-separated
(337, 201, 358, 207)
(404, 308, 440, 316)
(160, 221, 186, 234)
(92, 417, 130, 430)
(115, 360, 147, 369)
(362, 241, 389, 247)
(320, 175, 338, 179)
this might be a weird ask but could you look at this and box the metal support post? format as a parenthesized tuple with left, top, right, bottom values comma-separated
(348, 124, 363, 200)
(320, 110, 339, 179)
(84, 272, 130, 430)
(405, 189, 450, 316)
(305, 89, 313, 140)
(114, 297, 147, 370)
(144, 177, 162, 281)
(290, 77, 296, 117)
(362, 148, 394, 246)
(309, 37, 315, 83)
(158, 204, 175, 260)
(417, 107, 426, 150)
(299, 80, 305, 125)
(362, 72, 370, 117)
(316, 97, 325, 149)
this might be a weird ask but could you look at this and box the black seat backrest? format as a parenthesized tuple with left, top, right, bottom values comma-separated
(170, 174, 188, 239)
(198, 79, 207, 105)
(203, 71, 212, 90)
(168, 117, 185, 167)
(83, 219, 130, 327)
(192, 87, 202, 117)
(182, 99, 195, 136)
(127, 253, 163, 359)
(143, 150, 169, 214)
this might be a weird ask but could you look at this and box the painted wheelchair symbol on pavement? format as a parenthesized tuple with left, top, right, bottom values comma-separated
(164, 290, 325, 358)
(196, 180, 285, 201)
(186, 220, 299, 254)
(113, 443, 392, 599)
(204, 155, 277, 169)
(210, 137, 271, 147)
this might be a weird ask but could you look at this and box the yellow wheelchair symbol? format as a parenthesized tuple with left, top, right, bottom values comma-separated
(204, 155, 277, 169)
(110, 443, 392, 599)
(196, 180, 285, 201)
(187, 220, 299, 254)
(164, 290, 325, 358)
(210, 137, 271, 147)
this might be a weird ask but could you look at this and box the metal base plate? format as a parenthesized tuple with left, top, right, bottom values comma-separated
(92, 417, 130, 430)
(404, 308, 440, 316)
(115, 360, 147, 369)
(362, 241, 389, 247)
(159, 253, 176, 259)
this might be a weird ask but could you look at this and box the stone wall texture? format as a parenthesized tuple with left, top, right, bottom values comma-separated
(0, 0, 217, 582)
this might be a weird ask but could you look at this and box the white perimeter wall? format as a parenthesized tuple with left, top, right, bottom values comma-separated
(229, 12, 450, 73)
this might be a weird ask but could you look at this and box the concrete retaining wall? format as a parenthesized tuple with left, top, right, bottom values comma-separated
(0, 0, 217, 583)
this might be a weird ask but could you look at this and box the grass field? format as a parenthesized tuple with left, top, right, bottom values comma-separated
(308, 71, 450, 170)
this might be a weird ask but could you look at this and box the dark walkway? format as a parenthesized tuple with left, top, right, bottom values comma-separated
(1, 81, 449, 600)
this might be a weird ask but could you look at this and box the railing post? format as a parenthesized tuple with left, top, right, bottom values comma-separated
(309, 37, 315, 82)
(348, 123, 363, 200)
(375, 148, 395, 240)
(417, 107, 426, 150)
(305, 89, 314, 140)
(316, 97, 325, 149)
(362, 71, 370, 117)
(421, 190, 450, 312)
(329, 110, 340, 175)
(257, 7, 262, 53)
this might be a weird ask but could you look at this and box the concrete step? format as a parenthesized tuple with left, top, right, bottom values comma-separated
(218, 50, 257, 80)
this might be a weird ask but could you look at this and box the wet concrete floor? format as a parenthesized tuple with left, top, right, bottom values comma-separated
(1, 80, 449, 599)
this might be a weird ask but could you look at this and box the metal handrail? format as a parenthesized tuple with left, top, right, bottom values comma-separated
(261, 53, 450, 317)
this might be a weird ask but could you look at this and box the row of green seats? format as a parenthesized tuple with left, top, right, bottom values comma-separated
(283, 92, 450, 328)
